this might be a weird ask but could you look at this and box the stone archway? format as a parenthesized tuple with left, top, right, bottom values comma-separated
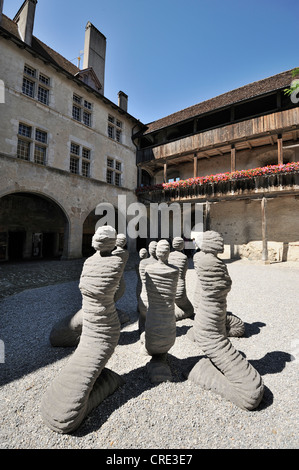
(0, 191, 69, 262)
(82, 205, 121, 258)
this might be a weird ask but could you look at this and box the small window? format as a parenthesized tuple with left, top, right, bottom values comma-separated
(17, 122, 48, 164)
(24, 65, 36, 77)
(83, 111, 91, 127)
(72, 94, 93, 126)
(18, 123, 32, 138)
(84, 100, 92, 110)
(107, 158, 114, 168)
(17, 139, 30, 160)
(73, 94, 82, 104)
(115, 172, 121, 186)
(106, 168, 113, 184)
(116, 128, 122, 143)
(70, 143, 80, 155)
(38, 86, 49, 105)
(34, 145, 46, 165)
(22, 65, 51, 105)
(108, 124, 114, 139)
(106, 157, 122, 186)
(82, 160, 90, 177)
(70, 157, 79, 174)
(108, 115, 123, 142)
(39, 74, 50, 86)
(82, 148, 90, 160)
(69, 142, 91, 177)
(22, 77, 35, 97)
(72, 105, 81, 121)
(35, 129, 47, 143)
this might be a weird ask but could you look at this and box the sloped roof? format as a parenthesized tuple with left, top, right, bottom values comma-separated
(144, 69, 294, 134)
(1, 14, 80, 75)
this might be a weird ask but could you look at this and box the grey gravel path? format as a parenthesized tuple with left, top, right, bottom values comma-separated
(0, 259, 298, 450)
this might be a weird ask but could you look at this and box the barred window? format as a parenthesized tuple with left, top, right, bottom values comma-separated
(35, 129, 47, 144)
(17, 139, 30, 160)
(39, 73, 50, 86)
(70, 143, 80, 155)
(72, 93, 93, 127)
(72, 105, 81, 121)
(34, 145, 46, 165)
(38, 86, 49, 105)
(82, 148, 90, 160)
(108, 125, 114, 139)
(22, 77, 35, 97)
(22, 64, 51, 105)
(83, 111, 91, 127)
(106, 168, 113, 184)
(19, 123, 31, 138)
(107, 115, 123, 143)
(106, 157, 122, 186)
(82, 160, 90, 177)
(24, 65, 36, 77)
(69, 142, 91, 177)
(70, 157, 79, 174)
(17, 122, 47, 165)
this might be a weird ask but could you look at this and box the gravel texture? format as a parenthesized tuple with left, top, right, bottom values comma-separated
(0, 258, 298, 450)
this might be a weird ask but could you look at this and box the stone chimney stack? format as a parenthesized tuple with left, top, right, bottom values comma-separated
(118, 91, 128, 112)
(83, 22, 106, 95)
(0, 0, 4, 27)
(14, 0, 38, 46)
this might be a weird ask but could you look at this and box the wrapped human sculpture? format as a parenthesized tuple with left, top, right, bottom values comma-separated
(144, 239, 179, 383)
(188, 231, 264, 410)
(41, 226, 124, 433)
(168, 236, 194, 321)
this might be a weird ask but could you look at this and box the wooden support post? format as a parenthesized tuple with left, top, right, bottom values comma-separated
(231, 144, 236, 173)
(163, 161, 168, 183)
(137, 166, 142, 187)
(261, 197, 269, 263)
(277, 134, 283, 164)
(193, 154, 198, 179)
(205, 201, 211, 231)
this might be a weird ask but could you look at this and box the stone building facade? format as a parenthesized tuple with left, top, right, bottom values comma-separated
(0, 0, 142, 261)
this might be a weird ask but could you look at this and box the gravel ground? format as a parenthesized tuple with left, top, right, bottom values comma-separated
(0, 258, 298, 450)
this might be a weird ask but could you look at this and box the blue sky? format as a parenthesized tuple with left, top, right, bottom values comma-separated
(3, 0, 299, 124)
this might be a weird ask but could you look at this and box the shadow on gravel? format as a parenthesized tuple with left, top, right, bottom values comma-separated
(74, 354, 200, 437)
(244, 321, 267, 337)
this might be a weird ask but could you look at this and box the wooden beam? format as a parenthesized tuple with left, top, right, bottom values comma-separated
(261, 197, 269, 263)
(277, 134, 283, 164)
(231, 145, 236, 173)
(163, 161, 168, 183)
(193, 154, 198, 178)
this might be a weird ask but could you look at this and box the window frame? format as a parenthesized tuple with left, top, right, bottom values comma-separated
(22, 64, 51, 106)
(107, 114, 123, 143)
(72, 93, 93, 127)
(17, 122, 48, 165)
(69, 142, 92, 177)
(106, 157, 122, 186)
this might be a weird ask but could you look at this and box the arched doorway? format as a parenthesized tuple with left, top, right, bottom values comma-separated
(82, 205, 120, 258)
(0, 192, 68, 262)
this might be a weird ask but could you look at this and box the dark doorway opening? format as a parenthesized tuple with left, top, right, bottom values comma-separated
(8, 231, 26, 260)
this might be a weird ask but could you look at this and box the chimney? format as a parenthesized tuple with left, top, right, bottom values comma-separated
(14, 0, 38, 46)
(0, 0, 3, 26)
(83, 22, 106, 95)
(118, 91, 128, 112)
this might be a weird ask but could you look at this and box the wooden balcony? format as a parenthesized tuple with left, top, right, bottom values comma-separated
(136, 166, 299, 204)
(136, 108, 299, 174)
